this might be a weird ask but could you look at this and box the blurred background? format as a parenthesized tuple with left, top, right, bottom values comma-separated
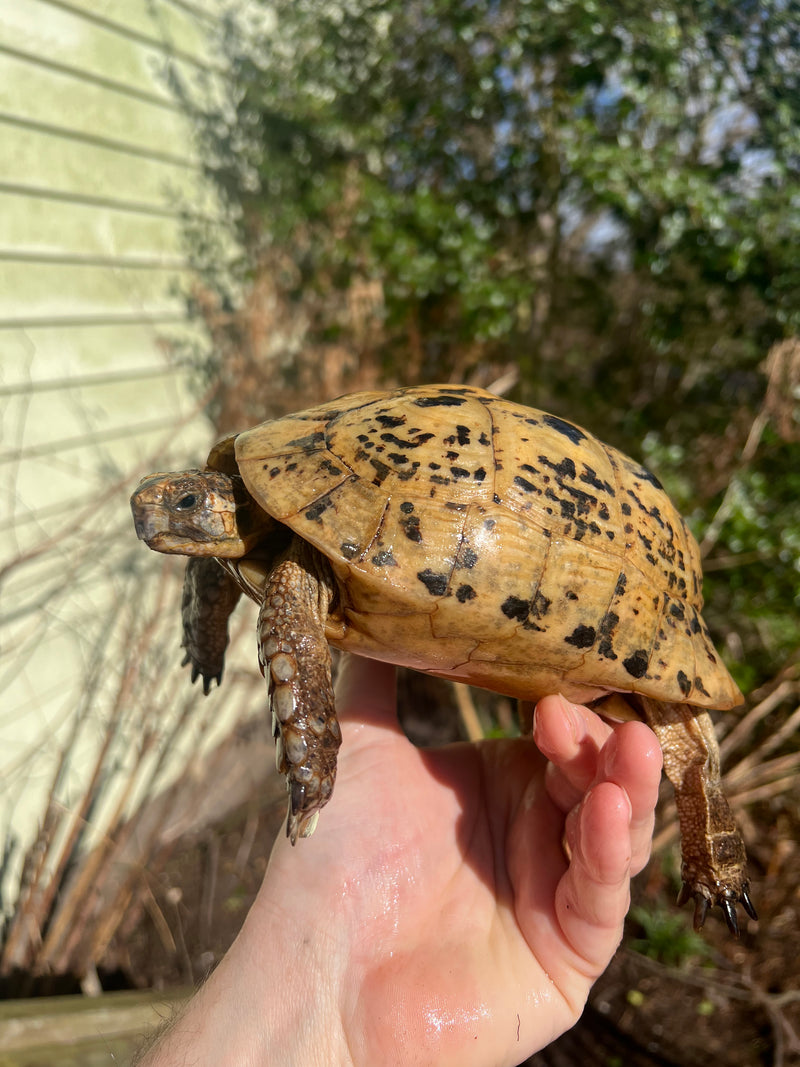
(1, 1, 798, 1064)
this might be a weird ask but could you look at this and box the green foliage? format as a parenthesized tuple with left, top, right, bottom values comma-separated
(200, 0, 799, 367)
(629, 904, 713, 967)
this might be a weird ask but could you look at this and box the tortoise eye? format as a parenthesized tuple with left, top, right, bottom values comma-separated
(175, 493, 197, 511)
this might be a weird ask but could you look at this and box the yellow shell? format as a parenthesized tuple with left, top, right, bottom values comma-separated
(230, 384, 741, 711)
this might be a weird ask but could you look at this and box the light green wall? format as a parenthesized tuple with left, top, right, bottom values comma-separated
(0, 0, 250, 931)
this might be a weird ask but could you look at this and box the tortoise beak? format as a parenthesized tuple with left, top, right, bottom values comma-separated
(131, 505, 169, 546)
(131, 476, 171, 546)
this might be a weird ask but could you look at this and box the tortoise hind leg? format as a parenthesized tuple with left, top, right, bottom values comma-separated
(258, 541, 341, 844)
(635, 696, 756, 933)
(181, 557, 243, 693)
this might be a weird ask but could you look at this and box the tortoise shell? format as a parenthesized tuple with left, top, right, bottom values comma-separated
(229, 383, 741, 712)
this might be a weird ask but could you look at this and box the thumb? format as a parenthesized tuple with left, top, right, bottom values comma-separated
(335, 653, 400, 732)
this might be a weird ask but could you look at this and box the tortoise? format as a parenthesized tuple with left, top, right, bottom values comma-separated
(130, 383, 756, 933)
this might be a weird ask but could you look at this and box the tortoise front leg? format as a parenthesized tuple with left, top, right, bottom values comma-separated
(258, 543, 341, 844)
(636, 697, 756, 933)
(181, 557, 243, 693)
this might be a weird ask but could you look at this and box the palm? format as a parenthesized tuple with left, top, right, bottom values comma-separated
(253, 657, 661, 1067)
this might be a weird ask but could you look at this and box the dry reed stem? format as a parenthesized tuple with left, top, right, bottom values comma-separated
(453, 682, 485, 742)
(719, 680, 798, 760)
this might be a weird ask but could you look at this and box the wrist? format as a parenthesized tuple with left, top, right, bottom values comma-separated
(137, 896, 354, 1067)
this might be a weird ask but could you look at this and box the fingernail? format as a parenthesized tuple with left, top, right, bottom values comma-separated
(558, 695, 584, 742)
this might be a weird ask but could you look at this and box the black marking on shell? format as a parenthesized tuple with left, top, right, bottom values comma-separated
(400, 501, 414, 514)
(565, 590, 579, 601)
(376, 414, 406, 428)
(371, 550, 397, 567)
(455, 546, 478, 569)
(580, 465, 614, 494)
(305, 495, 334, 522)
(414, 395, 467, 407)
(543, 414, 586, 444)
(514, 475, 538, 494)
(417, 569, 449, 596)
(633, 466, 664, 490)
(400, 515, 422, 542)
(388, 452, 409, 464)
(531, 591, 551, 618)
(479, 432, 491, 446)
(565, 624, 596, 649)
(340, 540, 359, 560)
(677, 670, 692, 696)
(621, 502, 632, 516)
(623, 649, 649, 678)
(456, 425, 471, 445)
(380, 431, 435, 449)
(473, 467, 487, 481)
(370, 458, 392, 485)
(320, 458, 344, 476)
(538, 454, 577, 481)
(597, 612, 619, 660)
(501, 596, 530, 622)
(694, 676, 711, 698)
(456, 584, 476, 602)
(286, 431, 326, 451)
(565, 482, 595, 512)
(451, 466, 470, 479)
(614, 573, 628, 596)
(669, 602, 686, 620)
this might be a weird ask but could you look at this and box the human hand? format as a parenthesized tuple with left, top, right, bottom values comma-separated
(140, 654, 662, 1067)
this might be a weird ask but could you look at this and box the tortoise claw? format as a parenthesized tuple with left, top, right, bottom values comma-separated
(676, 882, 693, 909)
(741, 884, 758, 921)
(678, 882, 757, 935)
(285, 795, 320, 845)
(692, 894, 710, 931)
(720, 896, 740, 937)
(183, 655, 221, 695)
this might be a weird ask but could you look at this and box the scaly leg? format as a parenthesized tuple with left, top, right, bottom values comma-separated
(258, 541, 341, 843)
(635, 696, 756, 933)
(181, 557, 243, 693)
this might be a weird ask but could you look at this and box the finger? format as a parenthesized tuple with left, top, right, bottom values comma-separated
(594, 720, 662, 875)
(533, 695, 614, 812)
(335, 652, 400, 731)
(556, 779, 635, 970)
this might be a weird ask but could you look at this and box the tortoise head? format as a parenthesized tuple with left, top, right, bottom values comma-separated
(131, 469, 273, 558)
